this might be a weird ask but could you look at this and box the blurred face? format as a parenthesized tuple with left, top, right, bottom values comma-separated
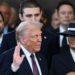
(0, 5, 11, 25)
(8, 7, 17, 26)
(68, 36, 75, 49)
(0, 15, 4, 34)
(51, 10, 60, 29)
(23, 28, 42, 53)
(58, 5, 74, 26)
(19, 7, 42, 22)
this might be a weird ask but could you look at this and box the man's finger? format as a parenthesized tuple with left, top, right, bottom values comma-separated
(14, 43, 21, 56)
(21, 55, 25, 61)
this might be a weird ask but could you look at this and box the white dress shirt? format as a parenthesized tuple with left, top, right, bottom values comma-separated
(59, 25, 68, 47)
(70, 48, 75, 62)
(3, 26, 8, 34)
(12, 44, 42, 75)
(0, 34, 3, 47)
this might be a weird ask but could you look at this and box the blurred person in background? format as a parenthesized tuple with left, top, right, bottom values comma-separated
(50, 9, 60, 30)
(8, 7, 18, 32)
(50, 21, 75, 75)
(0, 2, 11, 34)
(57, 1, 75, 47)
(40, 8, 60, 69)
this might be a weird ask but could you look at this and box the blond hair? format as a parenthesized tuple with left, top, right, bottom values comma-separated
(16, 21, 43, 42)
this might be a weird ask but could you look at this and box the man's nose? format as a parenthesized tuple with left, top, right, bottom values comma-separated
(65, 13, 69, 18)
(38, 36, 42, 42)
(32, 16, 36, 22)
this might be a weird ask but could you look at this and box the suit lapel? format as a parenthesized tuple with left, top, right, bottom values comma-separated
(19, 49, 47, 75)
(18, 49, 33, 75)
(18, 56, 33, 75)
(36, 53, 47, 75)
(61, 46, 75, 71)
(65, 49, 75, 70)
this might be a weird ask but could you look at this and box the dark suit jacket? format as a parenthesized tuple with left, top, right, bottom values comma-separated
(50, 45, 75, 75)
(40, 25, 60, 69)
(0, 48, 49, 75)
(0, 31, 16, 54)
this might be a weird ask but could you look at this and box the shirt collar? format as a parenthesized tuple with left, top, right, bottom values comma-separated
(0, 33, 3, 37)
(70, 48, 75, 62)
(60, 25, 66, 33)
(20, 44, 35, 57)
(0, 34, 3, 46)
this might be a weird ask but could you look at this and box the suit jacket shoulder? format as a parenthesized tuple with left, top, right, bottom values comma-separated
(0, 31, 16, 54)
(0, 48, 15, 75)
(50, 46, 75, 75)
(0, 49, 49, 75)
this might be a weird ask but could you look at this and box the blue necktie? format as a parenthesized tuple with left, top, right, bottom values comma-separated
(30, 54, 39, 75)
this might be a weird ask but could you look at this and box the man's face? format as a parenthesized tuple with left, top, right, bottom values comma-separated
(68, 36, 75, 49)
(8, 7, 17, 26)
(58, 5, 74, 26)
(0, 15, 4, 34)
(51, 10, 60, 29)
(0, 5, 11, 25)
(23, 28, 42, 53)
(19, 7, 42, 22)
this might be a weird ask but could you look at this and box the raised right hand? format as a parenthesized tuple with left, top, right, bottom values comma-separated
(12, 43, 25, 71)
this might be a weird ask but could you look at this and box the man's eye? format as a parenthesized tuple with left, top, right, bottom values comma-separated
(35, 14, 40, 16)
(26, 14, 32, 17)
(60, 12, 66, 15)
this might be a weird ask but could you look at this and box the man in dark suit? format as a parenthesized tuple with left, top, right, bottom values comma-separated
(50, 21, 75, 75)
(0, 0, 43, 54)
(0, 31, 16, 54)
(0, 21, 48, 75)
(57, 1, 75, 47)
(40, 9, 60, 69)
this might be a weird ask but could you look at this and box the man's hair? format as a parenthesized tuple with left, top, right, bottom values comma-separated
(16, 21, 43, 42)
(0, 1, 11, 9)
(19, 0, 41, 15)
(0, 12, 4, 21)
(57, 1, 75, 13)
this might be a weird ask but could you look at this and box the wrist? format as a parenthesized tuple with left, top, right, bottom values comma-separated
(11, 63, 20, 72)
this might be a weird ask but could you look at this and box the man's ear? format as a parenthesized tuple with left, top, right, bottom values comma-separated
(20, 36, 28, 45)
(19, 13, 24, 21)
